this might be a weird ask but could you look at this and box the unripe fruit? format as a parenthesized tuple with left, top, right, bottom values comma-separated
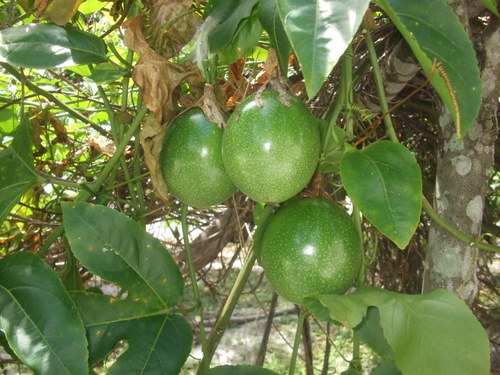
(260, 198, 362, 304)
(160, 108, 236, 208)
(222, 90, 320, 203)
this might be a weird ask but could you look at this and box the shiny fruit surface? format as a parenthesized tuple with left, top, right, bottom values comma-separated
(260, 198, 362, 304)
(160, 108, 236, 208)
(222, 90, 320, 203)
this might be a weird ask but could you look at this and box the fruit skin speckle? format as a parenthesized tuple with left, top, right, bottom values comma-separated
(222, 90, 320, 203)
(260, 198, 362, 305)
(160, 108, 236, 208)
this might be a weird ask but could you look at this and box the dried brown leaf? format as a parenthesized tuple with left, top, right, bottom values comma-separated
(149, 0, 201, 59)
(140, 116, 169, 202)
(124, 15, 191, 122)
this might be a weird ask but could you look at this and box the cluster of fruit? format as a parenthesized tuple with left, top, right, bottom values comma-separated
(160, 89, 361, 304)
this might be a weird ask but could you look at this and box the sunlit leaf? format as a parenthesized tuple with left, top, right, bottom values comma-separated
(304, 287, 491, 375)
(277, 0, 371, 97)
(0, 118, 39, 224)
(0, 23, 107, 68)
(340, 141, 422, 249)
(62, 202, 184, 309)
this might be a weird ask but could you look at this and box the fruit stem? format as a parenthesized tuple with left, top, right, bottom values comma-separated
(181, 204, 208, 357)
(289, 308, 306, 375)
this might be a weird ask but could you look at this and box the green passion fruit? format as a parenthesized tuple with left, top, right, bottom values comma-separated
(160, 107, 236, 208)
(260, 198, 362, 304)
(222, 90, 320, 203)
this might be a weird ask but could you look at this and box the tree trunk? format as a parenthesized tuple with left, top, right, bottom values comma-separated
(422, 3, 499, 303)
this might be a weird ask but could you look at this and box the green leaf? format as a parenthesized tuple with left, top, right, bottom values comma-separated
(61, 202, 184, 308)
(78, 0, 107, 15)
(373, 0, 482, 137)
(202, 365, 281, 375)
(0, 23, 107, 68)
(88, 63, 127, 83)
(0, 252, 89, 375)
(354, 307, 394, 359)
(258, 0, 292, 74)
(0, 118, 39, 224)
(371, 359, 402, 375)
(340, 141, 422, 249)
(277, 0, 371, 98)
(206, 0, 259, 52)
(304, 287, 491, 375)
(479, 0, 499, 17)
(72, 292, 192, 374)
(219, 4, 263, 63)
(0, 108, 15, 134)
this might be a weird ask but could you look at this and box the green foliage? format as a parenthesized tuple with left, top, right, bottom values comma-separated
(0, 117, 40, 223)
(0, 1, 495, 374)
(340, 141, 422, 249)
(205, 0, 262, 63)
(62, 202, 184, 309)
(0, 23, 107, 68)
(374, 0, 482, 137)
(0, 252, 89, 375)
(72, 293, 192, 374)
(62, 202, 191, 374)
(258, 0, 291, 75)
(304, 287, 491, 375)
(277, 0, 371, 97)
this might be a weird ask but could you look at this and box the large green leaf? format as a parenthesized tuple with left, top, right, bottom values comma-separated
(277, 0, 371, 98)
(72, 292, 192, 374)
(61, 202, 183, 308)
(202, 365, 281, 375)
(304, 287, 491, 375)
(0, 23, 107, 68)
(259, 0, 292, 74)
(374, 0, 482, 137)
(0, 118, 39, 224)
(340, 141, 422, 249)
(0, 252, 88, 375)
(206, 0, 259, 52)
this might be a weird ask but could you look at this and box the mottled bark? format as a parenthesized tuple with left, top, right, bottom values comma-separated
(422, 3, 499, 303)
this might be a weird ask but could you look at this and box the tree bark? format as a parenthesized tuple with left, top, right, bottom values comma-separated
(422, 3, 499, 303)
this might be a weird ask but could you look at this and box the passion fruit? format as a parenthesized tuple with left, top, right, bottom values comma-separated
(260, 198, 362, 304)
(222, 90, 320, 203)
(160, 108, 236, 208)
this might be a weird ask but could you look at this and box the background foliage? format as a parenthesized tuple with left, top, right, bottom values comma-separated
(0, 0, 498, 374)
